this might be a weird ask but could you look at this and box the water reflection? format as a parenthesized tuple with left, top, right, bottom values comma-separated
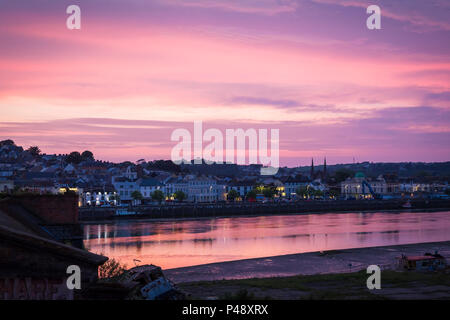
(83, 211, 450, 269)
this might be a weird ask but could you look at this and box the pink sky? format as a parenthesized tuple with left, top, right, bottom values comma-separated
(0, 0, 449, 166)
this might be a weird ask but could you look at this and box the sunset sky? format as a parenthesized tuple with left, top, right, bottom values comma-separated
(0, 0, 449, 166)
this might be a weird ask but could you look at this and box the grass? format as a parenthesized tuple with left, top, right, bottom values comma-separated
(179, 269, 450, 300)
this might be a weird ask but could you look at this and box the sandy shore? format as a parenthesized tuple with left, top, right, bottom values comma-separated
(165, 241, 450, 284)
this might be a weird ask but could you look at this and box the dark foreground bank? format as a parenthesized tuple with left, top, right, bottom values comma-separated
(178, 269, 450, 300)
(79, 198, 450, 221)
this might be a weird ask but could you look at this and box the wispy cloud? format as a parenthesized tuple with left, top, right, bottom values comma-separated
(0, 0, 449, 164)
(157, 0, 299, 15)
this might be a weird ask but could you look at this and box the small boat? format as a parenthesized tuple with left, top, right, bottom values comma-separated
(402, 200, 412, 209)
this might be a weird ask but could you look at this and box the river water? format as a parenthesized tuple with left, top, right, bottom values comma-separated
(83, 210, 450, 269)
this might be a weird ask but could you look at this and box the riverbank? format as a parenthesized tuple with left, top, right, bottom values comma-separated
(177, 269, 450, 300)
(79, 198, 450, 221)
(169, 241, 450, 299)
(165, 241, 450, 283)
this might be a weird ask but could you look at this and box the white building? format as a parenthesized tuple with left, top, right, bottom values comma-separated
(282, 175, 311, 198)
(187, 176, 219, 202)
(83, 190, 117, 206)
(226, 180, 255, 198)
(140, 178, 165, 200)
(165, 176, 189, 199)
(112, 176, 140, 202)
(341, 173, 386, 199)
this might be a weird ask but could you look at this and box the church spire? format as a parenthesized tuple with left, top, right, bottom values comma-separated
(323, 157, 327, 177)
(310, 158, 314, 178)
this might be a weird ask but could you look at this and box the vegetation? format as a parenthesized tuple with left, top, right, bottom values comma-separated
(174, 190, 187, 202)
(180, 269, 450, 300)
(221, 289, 256, 300)
(296, 186, 311, 198)
(98, 258, 127, 279)
(245, 189, 257, 200)
(296, 186, 324, 199)
(66, 151, 83, 164)
(26, 146, 41, 157)
(81, 150, 94, 161)
(151, 190, 165, 204)
(332, 168, 355, 183)
(0, 139, 15, 147)
(227, 189, 239, 201)
(146, 160, 181, 173)
(328, 189, 340, 198)
(262, 187, 277, 199)
(131, 190, 143, 201)
(313, 190, 324, 198)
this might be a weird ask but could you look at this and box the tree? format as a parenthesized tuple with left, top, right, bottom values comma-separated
(313, 189, 324, 198)
(98, 258, 127, 279)
(173, 190, 186, 202)
(296, 186, 308, 198)
(328, 189, 340, 198)
(297, 186, 317, 199)
(131, 191, 143, 201)
(151, 190, 165, 204)
(66, 151, 82, 164)
(0, 139, 15, 147)
(227, 189, 239, 201)
(26, 146, 41, 157)
(263, 187, 276, 199)
(246, 189, 257, 201)
(81, 150, 94, 161)
(333, 169, 354, 183)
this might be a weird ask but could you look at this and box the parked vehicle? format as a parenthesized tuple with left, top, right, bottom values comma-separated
(398, 251, 447, 272)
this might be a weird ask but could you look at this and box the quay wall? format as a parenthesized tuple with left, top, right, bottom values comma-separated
(79, 199, 450, 221)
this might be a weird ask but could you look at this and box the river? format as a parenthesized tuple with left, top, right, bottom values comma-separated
(83, 210, 450, 269)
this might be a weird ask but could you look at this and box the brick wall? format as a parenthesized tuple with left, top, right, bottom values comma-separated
(11, 194, 79, 224)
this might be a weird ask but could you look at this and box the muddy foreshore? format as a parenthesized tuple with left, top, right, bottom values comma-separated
(164, 241, 450, 284)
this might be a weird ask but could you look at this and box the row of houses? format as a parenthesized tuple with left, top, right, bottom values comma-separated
(110, 168, 330, 205)
(340, 173, 449, 199)
(3, 164, 449, 205)
(113, 174, 226, 204)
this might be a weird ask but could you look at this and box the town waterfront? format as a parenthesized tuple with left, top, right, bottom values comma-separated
(83, 210, 450, 270)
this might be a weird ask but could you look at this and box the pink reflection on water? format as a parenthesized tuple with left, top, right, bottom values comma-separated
(83, 211, 450, 269)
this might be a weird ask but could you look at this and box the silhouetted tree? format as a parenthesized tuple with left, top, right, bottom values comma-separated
(26, 146, 41, 157)
(0, 139, 15, 147)
(66, 151, 83, 164)
(81, 150, 94, 161)
(333, 169, 354, 183)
